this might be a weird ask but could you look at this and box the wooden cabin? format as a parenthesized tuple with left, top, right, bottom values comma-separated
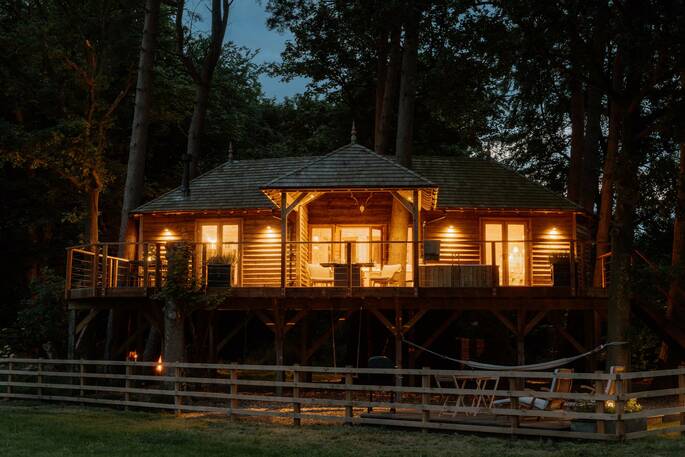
(65, 141, 607, 366)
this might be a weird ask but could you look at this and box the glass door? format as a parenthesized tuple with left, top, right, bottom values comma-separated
(198, 221, 240, 285)
(484, 221, 528, 286)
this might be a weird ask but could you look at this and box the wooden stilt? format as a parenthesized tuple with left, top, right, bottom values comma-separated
(516, 310, 526, 365)
(67, 309, 76, 359)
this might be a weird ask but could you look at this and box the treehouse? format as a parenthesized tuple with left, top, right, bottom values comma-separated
(65, 139, 608, 367)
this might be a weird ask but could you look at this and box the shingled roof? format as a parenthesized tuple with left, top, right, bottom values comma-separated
(262, 143, 435, 190)
(132, 156, 313, 213)
(412, 156, 580, 211)
(133, 149, 580, 214)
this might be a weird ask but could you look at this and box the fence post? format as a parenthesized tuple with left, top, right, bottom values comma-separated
(421, 367, 430, 431)
(79, 360, 85, 404)
(229, 368, 239, 420)
(7, 358, 13, 396)
(125, 364, 132, 411)
(594, 371, 605, 435)
(292, 365, 301, 426)
(174, 366, 182, 416)
(37, 359, 43, 399)
(614, 373, 625, 441)
(345, 366, 353, 425)
(679, 363, 685, 436)
(509, 376, 520, 433)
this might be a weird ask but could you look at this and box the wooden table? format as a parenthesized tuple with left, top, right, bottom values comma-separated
(321, 263, 375, 287)
(435, 374, 500, 416)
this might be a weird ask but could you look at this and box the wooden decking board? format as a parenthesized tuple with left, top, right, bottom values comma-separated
(360, 411, 570, 430)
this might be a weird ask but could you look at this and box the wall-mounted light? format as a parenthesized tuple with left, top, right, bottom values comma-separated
(161, 228, 177, 241)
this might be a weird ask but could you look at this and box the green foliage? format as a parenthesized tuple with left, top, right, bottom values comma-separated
(0, 268, 66, 358)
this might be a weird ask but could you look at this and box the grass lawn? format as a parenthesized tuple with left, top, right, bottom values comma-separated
(1, 403, 684, 457)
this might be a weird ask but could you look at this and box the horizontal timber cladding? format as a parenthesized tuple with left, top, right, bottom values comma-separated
(307, 191, 394, 226)
(423, 211, 576, 287)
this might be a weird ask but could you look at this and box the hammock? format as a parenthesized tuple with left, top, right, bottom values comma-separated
(402, 338, 626, 371)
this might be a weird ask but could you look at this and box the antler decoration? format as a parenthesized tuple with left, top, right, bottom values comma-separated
(350, 193, 373, 213)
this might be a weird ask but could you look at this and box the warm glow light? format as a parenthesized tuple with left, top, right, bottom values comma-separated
(161, 228, 177, 241)
(549, 227, 560, 237)
(605, 400, 615, 409)
(127, 351, 138, 362)
(447, 225, 456, 233)
(155, 355, 163, 374)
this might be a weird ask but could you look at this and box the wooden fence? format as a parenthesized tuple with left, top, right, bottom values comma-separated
(1, 358, 684, 441)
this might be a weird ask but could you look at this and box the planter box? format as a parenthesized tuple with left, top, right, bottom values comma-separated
(207, 264, 232, 288)
(570, 417, 647, 434)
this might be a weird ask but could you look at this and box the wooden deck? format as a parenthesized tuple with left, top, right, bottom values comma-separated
(67, 286, 608, 311)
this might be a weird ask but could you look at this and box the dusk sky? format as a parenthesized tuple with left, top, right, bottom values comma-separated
(225, 0, 309, 99)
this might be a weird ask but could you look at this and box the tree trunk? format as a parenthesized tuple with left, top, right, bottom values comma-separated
(567, 74, 585, 203)
(581, 83, 602, 213)
(660, 71, 685, 362)
(164, 297, 185, 363)
(188, 83, 211, 179)
(374, 31, 389, 147)
(388, 199, 410, 285)
(607, 107, 639, 369)
(593, 53, 623, 287)
(394, 11, 419, 168)
(87, 187, 99, 244)
(376, 27, 401, 155)
(117, 0, 161, 254)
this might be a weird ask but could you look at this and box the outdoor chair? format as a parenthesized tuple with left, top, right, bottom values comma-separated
(369, 264, 402, 287)
(308, 263, 333, 286)
(580, 365, 625, 396)
(494, 368, 574, 411)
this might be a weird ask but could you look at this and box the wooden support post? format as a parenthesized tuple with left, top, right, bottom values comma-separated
(293, 366, 301, 426)
(67, 310, 76, 359)
(594, 371, 605, 435)
(37, 359, 43, 399)
(345, 366, 353, 424)
(201, 243, 207, 288)
(281, 192, 287, 292)
(679, 363, 685, 436)
(516, 310, 526, 366)
(101, 244, 109, 294)
(125, 365, 132, 411)
(421, 367, 430, 431)
(229, 369, 239, 420)
(614, 373, 625, 441)
(274, 303, 285, 396)
(174, 366, 182, 416)
(346, 242, 352, 291)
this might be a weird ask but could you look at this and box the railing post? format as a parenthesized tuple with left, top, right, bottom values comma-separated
(594, 371, 605, 435)
(346, 242, 352, 292)
(229, 368, 239, 420)
(201, 243, 207, 288)
(490, 241, 498, 289)
(569, 240, 576, 296)
(421, 367, 430, 431)
(293, 365, 301, 426)
(37, 359, 43, 399)
(125, 364, 132, 411)
(101, 244, 109, 295)
(614, 373, 625, 441)
(91, 245, 99, 296)
(143, 243, 149, 289)
(345, 366, 353, 424)
(155, 243, 162, 288)
(65, 248, 73, 299)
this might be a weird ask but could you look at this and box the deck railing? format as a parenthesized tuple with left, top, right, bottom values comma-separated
(65, 239, 591, 296)
(1, 358, 683, 441)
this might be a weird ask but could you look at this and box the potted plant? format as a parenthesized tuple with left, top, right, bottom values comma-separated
(570, 398, 646, 434)
(206, 251, 237, 288)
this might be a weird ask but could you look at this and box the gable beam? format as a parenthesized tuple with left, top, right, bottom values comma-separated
(285, 192, 308, 216)
(390, 191, 414, 213)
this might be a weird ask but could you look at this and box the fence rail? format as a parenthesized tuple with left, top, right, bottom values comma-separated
(1, 358, 683, 441)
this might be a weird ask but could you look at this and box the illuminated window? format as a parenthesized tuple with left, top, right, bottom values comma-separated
(311, 227, 332, 265)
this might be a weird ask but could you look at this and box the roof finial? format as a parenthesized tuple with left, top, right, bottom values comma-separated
(228, 142, 234, 162)
(350, 121, 357, 144)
